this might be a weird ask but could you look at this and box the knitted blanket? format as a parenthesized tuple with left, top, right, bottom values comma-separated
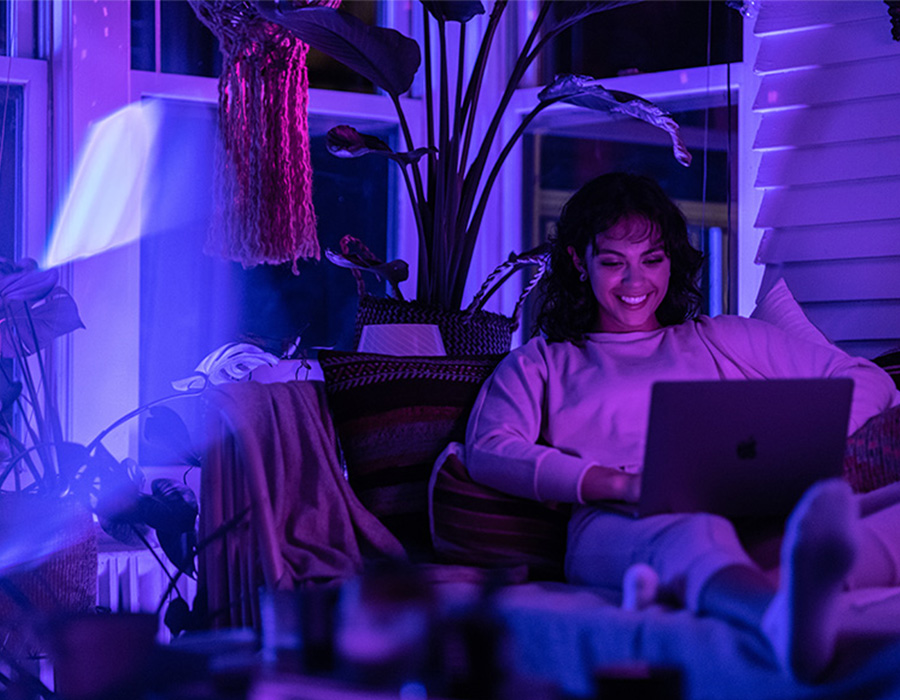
(199, 380, 405, 629)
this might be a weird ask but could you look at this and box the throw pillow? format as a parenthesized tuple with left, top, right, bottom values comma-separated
(750, 277, 833, 347)
(318, 350, 505, 562)
(429, 443, 570, 581)
(844, 405, 900, 494)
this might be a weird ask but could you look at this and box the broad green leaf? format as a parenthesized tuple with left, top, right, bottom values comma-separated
(0, 380, 22, 412)
(98, 514, 149, 548)
(538, 75, 692, 167)
(0, 287, 85, 357)
(421, 1, 485, 23)
(56, 441, 91, 486)
(163, 596, 194, 637)
(94, 475, 142, 523)
(157, 528, 197, 577)
(256, 5, 421, 98)
(88, 443, 124, 477)
(324, 249, 410, 289)
(143, 406, 201, 467)
(326, 125, 434, 167)
(0, 261, 58, 304)
(146, 478, 199, 533)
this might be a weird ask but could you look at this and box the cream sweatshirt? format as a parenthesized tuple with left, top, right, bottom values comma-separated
(465, 315, 899, 505)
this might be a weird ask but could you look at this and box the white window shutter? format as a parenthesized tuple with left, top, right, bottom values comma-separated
(748, 0, 900, 359)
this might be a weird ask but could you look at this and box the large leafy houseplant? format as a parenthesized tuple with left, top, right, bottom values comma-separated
(0, 260, 272, 641)
(258, 0, 691, 311)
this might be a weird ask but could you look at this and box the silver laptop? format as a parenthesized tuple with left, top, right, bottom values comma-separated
(614, 378, 853, 520)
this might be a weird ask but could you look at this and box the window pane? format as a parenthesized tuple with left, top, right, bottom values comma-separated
(542, 1, 742, 82)
(137, 98, 395, 463)
(132, 0, 381, 92)
(130, 0, 155, 71)
(161, 1, 221, 77)
(0, 82, 24, 449)
(521, 103, 737, 330)
(0, 83, 23, 259)
(0, 0, 8, 56)
(306, 0, 379, 93)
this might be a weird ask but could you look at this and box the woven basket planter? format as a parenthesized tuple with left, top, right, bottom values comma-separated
(0, 495, 98, 660)
(354, 295, 515, 356)
(334, 236, 547, 357)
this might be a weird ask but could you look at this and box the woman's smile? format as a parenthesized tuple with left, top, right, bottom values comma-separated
(570, 214, 672, 333)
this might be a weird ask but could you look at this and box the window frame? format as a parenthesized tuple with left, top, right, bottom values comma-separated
(1, 55, 48, 261)
(503, 62, 746, 327)
(48, 2, 753, 458)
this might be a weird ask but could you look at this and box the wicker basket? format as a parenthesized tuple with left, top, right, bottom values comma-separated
(353, 294, 515, 356)
(332, 236, 547, 356)
(0, 495, 98, 660)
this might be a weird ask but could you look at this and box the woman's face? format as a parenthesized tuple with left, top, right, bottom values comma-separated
(569, 215, 671, 333)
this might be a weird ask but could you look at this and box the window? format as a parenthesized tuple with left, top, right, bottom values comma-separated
(134, 101, 397, 463)
(118, 0, 405, 461)
(541, 1, 742, 81)
(515, 1, 743, 331)
(130, 0, 381, 91)
(0, 83, 23, 260)
(522, 101, 738, 328)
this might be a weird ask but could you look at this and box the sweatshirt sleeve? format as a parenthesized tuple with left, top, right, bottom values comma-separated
(464, 341, 594, 504)
(702, 315, 900, 434)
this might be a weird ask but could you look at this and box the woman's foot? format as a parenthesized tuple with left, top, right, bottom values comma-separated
(761, 479, 858, 682)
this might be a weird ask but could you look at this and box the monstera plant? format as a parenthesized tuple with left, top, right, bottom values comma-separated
(258, 0, 691, 311)
(0, 258, 275, 639)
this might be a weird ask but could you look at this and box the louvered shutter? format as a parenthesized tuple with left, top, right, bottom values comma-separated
(748, 1, 900, 359)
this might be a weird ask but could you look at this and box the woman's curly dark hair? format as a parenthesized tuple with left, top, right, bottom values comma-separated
(535, 172, 704, 342)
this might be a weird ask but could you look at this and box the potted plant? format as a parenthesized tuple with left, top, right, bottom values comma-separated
(256, 0, 691, 349)
(0, 259, 96, 660)
(0, 259, 272, 656)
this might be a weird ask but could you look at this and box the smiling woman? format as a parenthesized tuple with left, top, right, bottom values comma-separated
(539, 173, 703, 341)
(569, 216, 671, 333)
(464, 171, 900, 684)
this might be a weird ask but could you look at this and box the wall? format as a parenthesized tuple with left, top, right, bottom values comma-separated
(743, 0, 900, 358)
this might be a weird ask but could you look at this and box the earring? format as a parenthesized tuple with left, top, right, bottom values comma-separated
(579, 271, 588, 282)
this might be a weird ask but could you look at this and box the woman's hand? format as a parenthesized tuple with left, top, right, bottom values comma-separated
(580, 465, 642, 504)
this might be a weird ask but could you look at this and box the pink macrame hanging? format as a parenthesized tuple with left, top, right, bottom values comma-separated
(189, 1, 340, 272)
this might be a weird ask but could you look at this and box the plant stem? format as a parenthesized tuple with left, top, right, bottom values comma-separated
(0, 426, 44, 488)
(196, 505, 250, 551)
(8, 310, 46, 443)
(5, 303, 56, 483)
(451, 2, 551, 305)
(454, 24, 466, 165)
(86, 390, 201, 454)
(0, 360, 45, 480)
(456, 96, 564, 304)
(398, 164, 426, 297)
(129, 524, 184, 607)
(435, 15, 451, 306)
(423, 3, 435, 180)
(24, 303, 67, 464)
(459, 0, 507, 174)
(156, 566, 187, 617)
(391, 93, 431, 299)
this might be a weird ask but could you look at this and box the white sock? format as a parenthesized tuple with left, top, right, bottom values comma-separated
(761, 479, 858, 682)
(622, 563, 659, 611)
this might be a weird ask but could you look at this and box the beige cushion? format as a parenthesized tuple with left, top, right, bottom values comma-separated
(750, 277, 832, 347)
(750, 277, 831, 345)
